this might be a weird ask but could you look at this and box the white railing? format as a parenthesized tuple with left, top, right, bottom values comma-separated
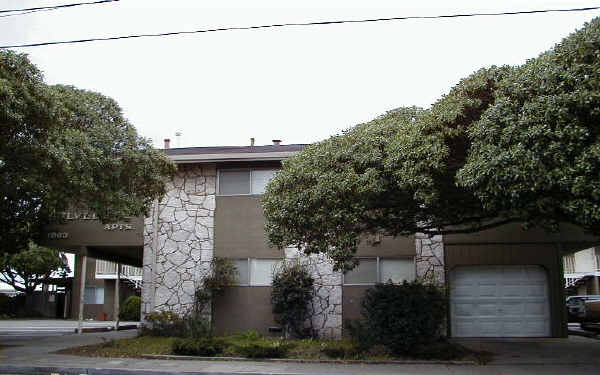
(565, 277, 578, 288)
(95, 260, 142, 279)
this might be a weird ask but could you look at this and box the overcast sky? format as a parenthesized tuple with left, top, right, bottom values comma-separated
(2, 0, 600, 149)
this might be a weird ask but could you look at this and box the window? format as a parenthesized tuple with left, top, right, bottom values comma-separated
(596, 248, 600, 271)
(218, 169, 278, 195)
(343, 257, 415, 285)
(84, 287, 104, 304)
(231, 258, 282, 286)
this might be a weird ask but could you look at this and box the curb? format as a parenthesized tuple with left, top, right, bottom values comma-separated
(568, 329, 600, 339)
(72, 325, 139, 334)
(0, 366, 272, 375)
(140, 353, 477, 365)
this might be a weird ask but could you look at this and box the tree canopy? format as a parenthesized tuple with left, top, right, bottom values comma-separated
(0, 51, 175, 254)
(0, 242, 69, 295)
(263, 17, 600, 271)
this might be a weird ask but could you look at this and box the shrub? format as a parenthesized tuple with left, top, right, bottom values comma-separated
(343, 319, 372, 352)
(0, 294, 12, 316)
(271, 260, 314, 338)
(234, 341, 294, 359)
(194, 257, 238, 317)
(320, 341, 359, 359)
(143, 311, 210, 338)
(185, 314, 211, 339)
(172, 337, 226, 356)
(355, 281, 446, 356)
(119, 296, 141, 321)
(236, 329, 262, 341)
(143, 311, 187, 337)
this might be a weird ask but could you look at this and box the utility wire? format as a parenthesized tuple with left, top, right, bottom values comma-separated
(0, 0, 119, 14)
(2, 5, 600, 49)
(0, 8, 60, 19)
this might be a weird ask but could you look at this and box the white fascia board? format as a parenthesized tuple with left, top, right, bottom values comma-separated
(168, 151, 299, 163)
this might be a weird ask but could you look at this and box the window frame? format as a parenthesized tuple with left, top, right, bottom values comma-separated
(342, 256, 416, 286)
(217, 168, 279, 196)
(230, 257, 282, 286)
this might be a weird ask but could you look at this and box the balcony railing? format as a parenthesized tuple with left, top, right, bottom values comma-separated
(95, 259, 142, 279)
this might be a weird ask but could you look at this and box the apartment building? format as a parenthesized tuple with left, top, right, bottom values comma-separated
(137, 140, 599, 338)
(70, 256, 141, 320)
(564, 247, 600, 295)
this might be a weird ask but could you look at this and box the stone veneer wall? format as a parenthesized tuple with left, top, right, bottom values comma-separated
(142, 164, 216, 316)
(284, 248, 343, 339)
(415, 234, 445, 284)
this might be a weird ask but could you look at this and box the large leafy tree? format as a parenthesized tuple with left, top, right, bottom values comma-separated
(263, 18, 600, 271)
(0, 242, 70, 295)
(0, 51, 175, 255)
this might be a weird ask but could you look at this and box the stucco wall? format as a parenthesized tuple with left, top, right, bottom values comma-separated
(574, 248, 597, 273)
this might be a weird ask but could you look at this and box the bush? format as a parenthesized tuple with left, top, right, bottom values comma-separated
(354, 281, 446, 356)
(236, 329, 262, 341)
(143, 311, 186, 337)
(119, 296, 141, 321)
(194, 257, 238, 315)
(143, 311, 209, 338)
(271, 260, 314, 338)
(320, 341, 359, 359)
(172, 337, 226, 356)
(0, 294, 12, 316)
(234, 341, 294, 359)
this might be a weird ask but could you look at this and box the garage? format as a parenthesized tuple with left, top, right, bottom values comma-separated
(450, 265, 551, 337)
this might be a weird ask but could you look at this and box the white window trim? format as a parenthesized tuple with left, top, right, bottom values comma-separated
(343, 256, 416, 286)
(217, 168, 278, 196)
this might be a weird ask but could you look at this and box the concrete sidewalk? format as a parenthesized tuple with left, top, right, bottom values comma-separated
(0, 319, 140, 333)
(1, 330, 600, 375)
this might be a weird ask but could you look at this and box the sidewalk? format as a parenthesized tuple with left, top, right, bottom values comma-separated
(1, 330, 600, 375)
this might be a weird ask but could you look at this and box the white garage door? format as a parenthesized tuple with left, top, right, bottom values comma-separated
(450, 265, 551, 337)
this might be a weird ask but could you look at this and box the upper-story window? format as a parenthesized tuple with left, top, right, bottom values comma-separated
(218, 169, 278, 195)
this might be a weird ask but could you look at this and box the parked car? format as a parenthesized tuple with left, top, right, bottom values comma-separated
(566, 295, 600, 323)
(581, 300, 600, 332)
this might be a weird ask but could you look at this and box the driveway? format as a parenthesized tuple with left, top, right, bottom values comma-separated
(0, 319, 139, 343)
(456, 336, 600, 365)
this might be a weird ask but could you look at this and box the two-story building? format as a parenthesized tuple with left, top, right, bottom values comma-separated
(138, 139, 600, 339)
(564, 247, 600, 295)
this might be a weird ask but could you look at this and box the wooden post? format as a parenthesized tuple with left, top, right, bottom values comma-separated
(77, 254, 87, 335)
(114, 263, 120, 331)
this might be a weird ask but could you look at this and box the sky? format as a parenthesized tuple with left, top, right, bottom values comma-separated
(1, 0, 600, 150)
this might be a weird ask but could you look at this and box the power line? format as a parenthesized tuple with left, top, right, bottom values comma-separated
(2, 5, 600, 49)
(0, 0, 119, 14)
(0, 8, 60, 19)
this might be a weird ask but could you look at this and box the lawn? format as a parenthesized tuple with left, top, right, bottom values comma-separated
(55, 332, 491, 363)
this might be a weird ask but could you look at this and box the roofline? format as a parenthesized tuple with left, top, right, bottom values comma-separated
(168, 151, 299, 163)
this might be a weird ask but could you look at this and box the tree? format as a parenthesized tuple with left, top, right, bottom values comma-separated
(0, 50, 175, 255)
(263, 18, 600, 272)
(0, 242, 70, 295)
